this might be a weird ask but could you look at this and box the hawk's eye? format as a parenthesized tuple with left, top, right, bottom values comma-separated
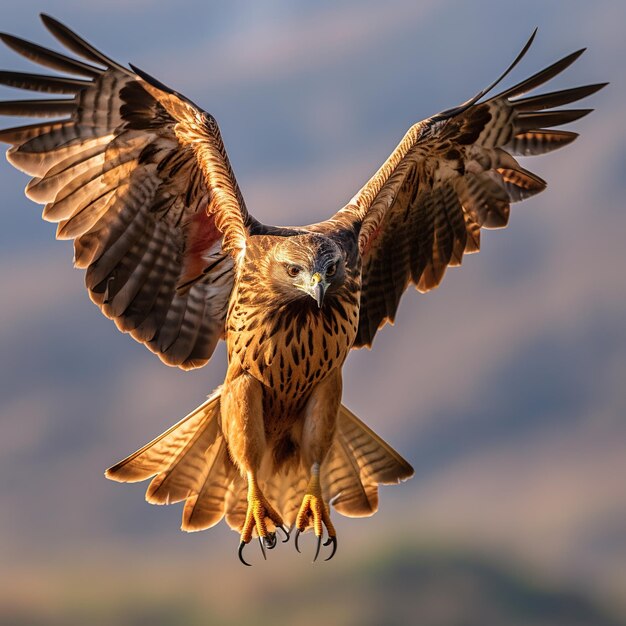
(287, 264, 302, 278)
(326, 263, 337, 277)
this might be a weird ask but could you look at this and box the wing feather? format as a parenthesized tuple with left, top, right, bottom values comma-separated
(40, 13, 130, 74)
(0, 15, 258, 369)
(0, 70, 90, 93)
(0, 32, 102, 77)
(0, 99, 75, 117)
(331, 34, 605, 347)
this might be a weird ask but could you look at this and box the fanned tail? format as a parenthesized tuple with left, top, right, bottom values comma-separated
(105, 387, 240, 532)
(106, 392, 414, 533)
(262, 404, 415, 529)
(322, 404, 414, 517)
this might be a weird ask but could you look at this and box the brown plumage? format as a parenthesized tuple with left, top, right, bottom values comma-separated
(0, 16, 606, 563)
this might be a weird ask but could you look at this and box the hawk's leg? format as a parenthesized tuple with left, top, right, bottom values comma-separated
(221, 371, 288, 565)
(295, 369, 341, 561)
(240, 472, 288, 555)
(295, 462, 337, 561)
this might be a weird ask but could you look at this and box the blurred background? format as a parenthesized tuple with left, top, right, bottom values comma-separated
(0, 1, 624, 624)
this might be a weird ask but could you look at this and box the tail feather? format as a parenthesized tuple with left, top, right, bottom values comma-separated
(145, 417, 221, 506)
(106, 386, 241, 530)
(323, 439, 380, 517)
(263, 467, 309, 528)
(105, 391, 414, 534)
(322, 404, 414, 517)
(224, 473, 248, 532)
(181, 438, 233, 531)
(105, 387, 223, 483)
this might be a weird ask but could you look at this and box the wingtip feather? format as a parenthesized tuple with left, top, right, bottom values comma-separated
(129, 62, 175, 95)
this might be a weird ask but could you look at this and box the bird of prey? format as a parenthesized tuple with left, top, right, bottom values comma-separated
(0, 15, 605, 565)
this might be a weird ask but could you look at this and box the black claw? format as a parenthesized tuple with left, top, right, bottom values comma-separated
(324, 536, 338, 561)
(258, 537, 267, 560)
(295, 528, 335, 562)
(263, 532, 277, 550)
(277, 525, 290, 542)
(313, 535, 322, 562)
(238, 541, 252, 567)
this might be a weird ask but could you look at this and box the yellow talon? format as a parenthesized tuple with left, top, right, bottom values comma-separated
(238, 476, 285, 565)
(296, 493, 336, 538)
(294, 470, 337, 561)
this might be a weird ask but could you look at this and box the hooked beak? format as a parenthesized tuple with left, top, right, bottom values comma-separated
(309, 272, 327, 308)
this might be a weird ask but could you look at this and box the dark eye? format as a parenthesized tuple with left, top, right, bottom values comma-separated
(326, 263, 337, 277)
(287, 265, 302, 278)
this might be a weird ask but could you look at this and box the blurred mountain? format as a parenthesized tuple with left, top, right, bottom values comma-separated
(264, 548, 626, 626)
(2, 547, 623, 626)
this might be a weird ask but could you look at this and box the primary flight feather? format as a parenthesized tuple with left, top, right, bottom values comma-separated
(0, 15, 605, 564)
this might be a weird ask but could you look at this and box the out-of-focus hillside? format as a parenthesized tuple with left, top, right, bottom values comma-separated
(2, 547, 624, 626)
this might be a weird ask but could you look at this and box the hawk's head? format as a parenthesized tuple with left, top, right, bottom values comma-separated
(268, 234, 345, 308)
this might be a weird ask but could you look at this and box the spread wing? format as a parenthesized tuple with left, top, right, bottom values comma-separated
(0, 15, 258, 369)
(334, 32, 606, 347)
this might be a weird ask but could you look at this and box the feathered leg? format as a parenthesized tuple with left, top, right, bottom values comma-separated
(221, 370, 288, 565)
(295, 368, 342, 561)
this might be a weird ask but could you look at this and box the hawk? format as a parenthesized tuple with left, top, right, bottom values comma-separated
(0, 15, 605, 564)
